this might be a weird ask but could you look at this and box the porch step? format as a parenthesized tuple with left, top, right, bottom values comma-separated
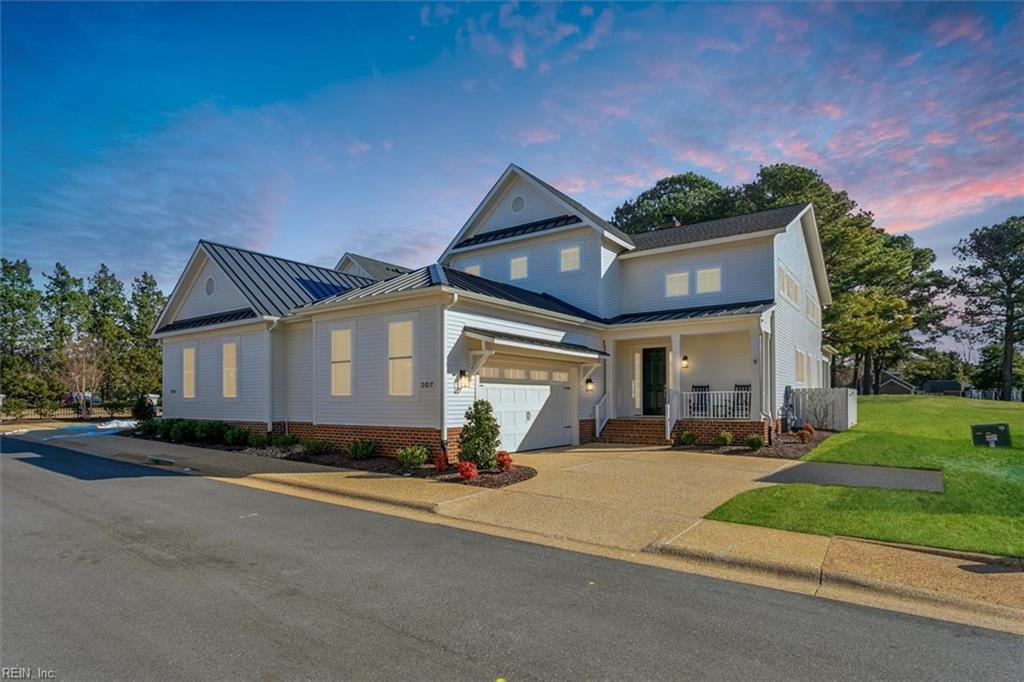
(597, 418, 671, 446)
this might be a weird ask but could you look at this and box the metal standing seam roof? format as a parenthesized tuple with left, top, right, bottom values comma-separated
(339, 252, 412, 280)
(452, 215, 582, 250)
(199, 240, 377, 317)
(155, 308, 257, 334)
(628, 203, 809, 252)
(605, 299, 775, 325)
(462, 327, 608, 356)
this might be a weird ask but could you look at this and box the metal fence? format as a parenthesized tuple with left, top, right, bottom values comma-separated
(0, 402, 159, 423)
(965, 388, 1023, 402)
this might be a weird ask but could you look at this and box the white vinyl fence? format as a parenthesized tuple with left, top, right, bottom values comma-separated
(792, 388, 857, 431)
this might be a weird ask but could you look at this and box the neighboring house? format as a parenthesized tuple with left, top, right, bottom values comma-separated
(877, 371, 917, 395)
(153, 164, 831, 455)
(921, 379, 966, 396)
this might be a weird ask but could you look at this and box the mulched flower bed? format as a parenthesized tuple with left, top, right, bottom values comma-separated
(674, 429, 832, 460)
(288, 450, 536, 488)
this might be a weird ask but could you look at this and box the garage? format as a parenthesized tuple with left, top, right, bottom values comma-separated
(477, 363, 573, 452)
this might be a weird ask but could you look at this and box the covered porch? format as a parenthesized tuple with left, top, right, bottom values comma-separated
(594, 308, 775, 443)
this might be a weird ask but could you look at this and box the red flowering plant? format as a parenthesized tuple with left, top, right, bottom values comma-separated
(497, 450, 513, 473)
(433, 453, 448, 473)
(457, 460, 478, 481)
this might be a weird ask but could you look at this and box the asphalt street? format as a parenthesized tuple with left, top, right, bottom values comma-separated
(1, 435, 1021, 680)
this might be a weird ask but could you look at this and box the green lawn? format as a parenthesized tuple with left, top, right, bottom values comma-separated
(707, 395, 1024, 557)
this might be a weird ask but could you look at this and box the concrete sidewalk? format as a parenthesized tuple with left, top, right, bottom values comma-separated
(11, 430, 1022, 635)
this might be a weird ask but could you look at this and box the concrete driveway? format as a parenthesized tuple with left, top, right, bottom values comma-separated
(436, 443, 788, 551)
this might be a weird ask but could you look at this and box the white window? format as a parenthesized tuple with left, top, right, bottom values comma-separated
(805, 297, 821, 326)
(795, 349, 806, 384)
(182, 347, 196, 399)
(222, 341, 237, 398)
(778, 265, 800, 304)
(479, 366, 500, 379)
(463, 264, 481, 277)
(504, 368, 526, 380)
(552, 370, 569, 383)
(330, 328, 352, 397)
(529, 369, 549, 381)
(665, 272, 689, 297)
(509, 255, 528, 280)
(559, 245, 580, 272)
(388, 320, 414, 396)
(696, 267, 721, 294)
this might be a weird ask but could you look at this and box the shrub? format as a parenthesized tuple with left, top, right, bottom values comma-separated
(497, 450, 513, 473)
(303, 439, 336, 456)
(433, 453, 448, 472)
(2, 398, 28, 420)
(795, 429, 811, 444)
(138, 418, 159, 437)
(103, 400, 130, 418)
(674, 431, 698, 447)
(132, 395, 156, 421)
(396, 445, 430, 470)
(745, 434, 765, 451)
(457, 460, 478, 481)
(224, 427, 251, 447)
(247, 431, 270, 448)
(347, 438, 378, 460)
(713, 431, 734, 447)
(169, 420, 198, 444)
(38, 399, 61, 419)
(156, 418, 180, 440)
(272, 434, 300, 448)
(459, 400, 500, 469)
(194, 420, 229, 444)
(800, 422, 816, 436)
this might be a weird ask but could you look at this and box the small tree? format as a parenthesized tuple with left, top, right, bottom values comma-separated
(64, 333, 103, 418)
(459, 400, 501, 469)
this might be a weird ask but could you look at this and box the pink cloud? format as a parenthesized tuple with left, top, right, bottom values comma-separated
(897, 51, 922, 67)
(517, 126, 559, 145)
(552, 175, 588, 194)
(600, 103, 630, 119)
(696, 37, 742, 54)
(509, 41, 527, 69)
(931, 14, 985, 47)
(925, 131, 955, 145)
(813, 102, 844, 120)
(347, 140, 372, 156)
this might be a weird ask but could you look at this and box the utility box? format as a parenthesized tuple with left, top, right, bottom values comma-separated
(971, 423, 1011, 448)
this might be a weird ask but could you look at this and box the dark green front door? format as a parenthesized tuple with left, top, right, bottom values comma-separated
(642, 348, 666, 416)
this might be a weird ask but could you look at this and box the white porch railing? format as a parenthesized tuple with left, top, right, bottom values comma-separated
(679, 391, 752, 420)
(594, 393, 609, 438)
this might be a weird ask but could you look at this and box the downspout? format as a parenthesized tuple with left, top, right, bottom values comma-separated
(266, 318, 280, 434)
(440, 292, 459, 458)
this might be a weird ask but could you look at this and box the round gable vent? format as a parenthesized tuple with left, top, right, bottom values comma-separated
(511, 195, 525, 213)
(205, 277, 215, 296)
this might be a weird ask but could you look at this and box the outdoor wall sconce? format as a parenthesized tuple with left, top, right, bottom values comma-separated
(585, 378, 595, 392)
(456, 369, 471, 392)
(681, 355, 690, 369)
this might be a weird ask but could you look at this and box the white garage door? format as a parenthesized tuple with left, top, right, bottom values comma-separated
(477, 365, 572, 452)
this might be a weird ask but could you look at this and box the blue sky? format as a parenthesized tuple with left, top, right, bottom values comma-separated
(3, 2, 1022, 290)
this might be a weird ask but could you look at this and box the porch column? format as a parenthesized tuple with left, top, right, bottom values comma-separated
(749, 327, 763, 419)
(671, 333, 682, 417)
(606, 341, 617, 418)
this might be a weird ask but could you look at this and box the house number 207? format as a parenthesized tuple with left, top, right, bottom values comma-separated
(420, 381, 434, 389)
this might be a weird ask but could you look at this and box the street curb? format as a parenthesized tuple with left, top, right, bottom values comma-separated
(644, 539, 1024, 623)
(223, 473, 443, 514)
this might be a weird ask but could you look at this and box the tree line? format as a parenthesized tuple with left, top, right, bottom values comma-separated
(610, 164, 1023, 400)
(0, 259, 166, 413)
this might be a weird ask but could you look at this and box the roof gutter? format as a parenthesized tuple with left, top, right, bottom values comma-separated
(150, 315, 278, 340)
(440, 291, 458, 459)
(265, 317, 281, 433)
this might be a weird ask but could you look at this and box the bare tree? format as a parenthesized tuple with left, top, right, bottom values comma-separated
(64, 333, 103, 419)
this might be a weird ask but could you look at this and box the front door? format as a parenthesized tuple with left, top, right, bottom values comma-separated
(642, 348, 666, 416)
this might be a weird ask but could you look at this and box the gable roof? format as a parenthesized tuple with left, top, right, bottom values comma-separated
(334, 252, 412, 281)
(154, 308, 257, 335)
(879, 371, 916, 392)
(452, 214, 582, 250)
(628, 204, 809, 252)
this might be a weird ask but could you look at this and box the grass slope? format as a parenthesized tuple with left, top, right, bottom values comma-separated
(708, 395, 1024, 557)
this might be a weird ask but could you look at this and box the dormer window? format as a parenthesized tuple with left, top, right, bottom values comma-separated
(463, 264, 481, 277)
(509, 255, 528, 280)
(696, 267, 721, 294)
(665, 272, 689, 297)
(559, 245, 580, 272)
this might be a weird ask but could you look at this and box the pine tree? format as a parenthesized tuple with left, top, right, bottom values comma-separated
(0, 258, 47, 400)
(42, 262, 89, 392)
(87, 264, 131, 400)
(126, 272, 167, 395)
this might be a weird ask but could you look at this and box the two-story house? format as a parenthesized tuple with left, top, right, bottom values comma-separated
(153, 164, 832, 455)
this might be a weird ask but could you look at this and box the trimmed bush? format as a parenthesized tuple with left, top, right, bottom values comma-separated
(224, 427, 250, 447)
(396, 445, 430, 470)
(247, 431, 270, 448)
(433, 453, 448, 472)
(674, 431, 698, 447)
(169, 420, 198, 444)
(713, 431, 734, 447)
(347, 438, 378, 460)
(138, 418, 159, 437)
(303, 439, 336, 456)
(272, 434, 300, 448)
(794, 429, 811, 444)
(156, 418, 179, 440)
(132, 395, 156, 421)
(459, 400, 500, 469)
(801, 422, 816, 436)
(194, 420, 229, 444)
(745, 434, 765, 451)
(457, 460, 478, 481)
(2, 398, 28, 420)
(497, 450, 513, 473)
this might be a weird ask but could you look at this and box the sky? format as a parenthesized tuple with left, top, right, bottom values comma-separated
(2, 1, 1022, 292)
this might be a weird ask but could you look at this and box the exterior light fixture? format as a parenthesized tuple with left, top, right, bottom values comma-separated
(681, 355, 690, 369)
(456, 370, 471, 392)
(585, 378, 595, 392)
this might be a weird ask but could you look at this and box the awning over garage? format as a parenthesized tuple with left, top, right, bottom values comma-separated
(463, 326, 606, 361)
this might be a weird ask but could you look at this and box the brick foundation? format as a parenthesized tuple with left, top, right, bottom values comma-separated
(579, 418, 596, 444)
(674, 419, 770, 444)
(597, 417, 774, 447)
